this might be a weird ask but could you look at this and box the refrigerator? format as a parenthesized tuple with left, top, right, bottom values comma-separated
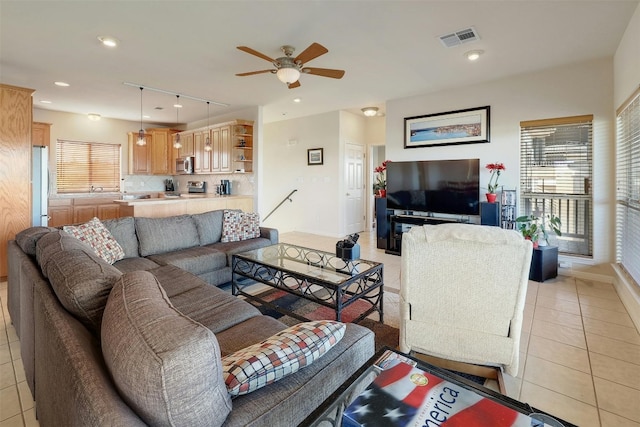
(32, 146, 49, 226)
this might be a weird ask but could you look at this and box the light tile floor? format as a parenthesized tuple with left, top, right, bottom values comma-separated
(0, 230, 639, 426)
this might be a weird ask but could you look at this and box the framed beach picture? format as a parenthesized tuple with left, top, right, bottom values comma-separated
(404, 106, 490, 148)
(307, 148, 324, 165)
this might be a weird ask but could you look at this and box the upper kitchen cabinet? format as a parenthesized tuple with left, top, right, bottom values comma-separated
(148, 128, 178, 175)
(177, 132, 194, 158)
(128, 128, 178, 175)
(194, 129, 212, 173)
(128, 132, 151, 174)
(32, 122, 51, 147)
(211, 125, 231, 173)
(0, 83, 34, 278)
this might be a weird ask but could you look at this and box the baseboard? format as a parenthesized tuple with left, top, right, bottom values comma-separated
(612, 264, 640, 332)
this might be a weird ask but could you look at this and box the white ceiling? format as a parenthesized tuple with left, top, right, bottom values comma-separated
(1, 1, 637, 125)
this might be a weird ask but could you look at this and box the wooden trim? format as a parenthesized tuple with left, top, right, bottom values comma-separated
(616, 85, 640, 116)
(520, 114, 594, 128)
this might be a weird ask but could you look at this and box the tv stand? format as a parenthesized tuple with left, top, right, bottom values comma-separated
(385, 213, 468, 255)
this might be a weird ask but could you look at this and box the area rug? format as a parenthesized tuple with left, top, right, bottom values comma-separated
(250, 289, 399, 351)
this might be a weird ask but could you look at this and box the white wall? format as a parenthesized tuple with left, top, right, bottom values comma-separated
(614, 3, 640, 109)
(386, 58, 615, 266)
(262, 111, 341, 235)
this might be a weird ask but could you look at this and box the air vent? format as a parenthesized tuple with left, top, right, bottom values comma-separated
(154, 107, 164, 110)
(438, 27, 480, 48)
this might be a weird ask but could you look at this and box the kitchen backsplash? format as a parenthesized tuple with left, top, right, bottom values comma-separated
(122, 174, 255, 195)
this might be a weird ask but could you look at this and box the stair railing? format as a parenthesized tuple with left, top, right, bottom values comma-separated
(263, 189, 298, 222)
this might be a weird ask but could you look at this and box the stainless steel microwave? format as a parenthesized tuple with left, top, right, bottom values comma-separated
(176, 157, 194, 174)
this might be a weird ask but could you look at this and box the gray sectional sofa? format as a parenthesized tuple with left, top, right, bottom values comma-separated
(7, 211, 375, 426)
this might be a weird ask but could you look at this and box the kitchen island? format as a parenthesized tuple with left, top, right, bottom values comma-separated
(115, 195, 254, 218)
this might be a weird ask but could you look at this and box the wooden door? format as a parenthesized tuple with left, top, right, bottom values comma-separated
(219, 126, 231, 172)
(345, 143, 365, 234)
(128, 133, 151, 174)
(150, 130, 170, 175)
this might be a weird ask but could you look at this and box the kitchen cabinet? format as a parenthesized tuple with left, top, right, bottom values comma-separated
(48, 197, 121, 227)
(194, 129, 212, 173)
(128, 132, 151, 174)
(0, 84, 34, 278)
(128, 128, 178, 175)
(212, 125, 231, 173)
(32, 122, 51, 147)
(48, 199, 73, 227)
(177, 132, 194, 158)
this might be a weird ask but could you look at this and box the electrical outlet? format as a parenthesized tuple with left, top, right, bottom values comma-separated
(559, 261, 571, 269)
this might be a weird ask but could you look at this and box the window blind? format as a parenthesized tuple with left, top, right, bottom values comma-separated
(616, 86, 640, 287)
(520, 115, 593, 256)
(56, 140, 121, 193)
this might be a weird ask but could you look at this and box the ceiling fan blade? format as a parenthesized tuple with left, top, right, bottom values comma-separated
(294, 43, 328, 64)
(235, 70, 274, 77)
(302, 67, 345, 79)
(287, 80, 301, 89)
(237, 46, 276, 63)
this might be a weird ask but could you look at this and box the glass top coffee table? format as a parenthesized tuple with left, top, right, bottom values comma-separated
(301, 347, 575, 427)
(232, 243, 383, 323)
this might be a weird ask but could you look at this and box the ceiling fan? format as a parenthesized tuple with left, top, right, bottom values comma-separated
(235, 43, 345, 89)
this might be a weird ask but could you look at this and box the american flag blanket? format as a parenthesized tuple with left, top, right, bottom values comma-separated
(342, 360, 550, 427)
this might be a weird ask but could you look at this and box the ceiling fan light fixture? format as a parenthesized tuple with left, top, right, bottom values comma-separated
(276, 67, 301, 84)
(362, 107, 379, 117)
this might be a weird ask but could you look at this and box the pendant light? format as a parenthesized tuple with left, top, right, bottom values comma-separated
(204, 101, 212, 151)
(173, 95, 182, 149)
(136, 87, 146, 146)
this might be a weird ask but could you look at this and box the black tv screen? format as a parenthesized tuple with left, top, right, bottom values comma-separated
(386, 159, 480, 215)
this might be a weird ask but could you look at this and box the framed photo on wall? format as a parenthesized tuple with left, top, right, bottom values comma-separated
(307, 148, 324, 165)
(404, 106, 490, 148)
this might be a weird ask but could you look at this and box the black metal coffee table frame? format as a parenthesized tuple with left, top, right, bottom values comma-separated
(232, 243, 384, 323)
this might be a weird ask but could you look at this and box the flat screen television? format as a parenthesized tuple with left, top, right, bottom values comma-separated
(386, 159, 480, 216)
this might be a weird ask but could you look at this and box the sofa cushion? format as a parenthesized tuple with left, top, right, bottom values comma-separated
(209, 237, 274, 266)
(36, 230, 122, 335)
(135, 215, 200, 256)
(221, 210, 260, 243)
(147, 246, 227, 276)
(63, 217, 125, 264)
(102, 270, 232, 427)
(192, 209, 225, 245)
(222, 321, 346, 396)
(102, 216, 139, 259)
(112, 257, 160, 273)
(15, 226, 57, 256)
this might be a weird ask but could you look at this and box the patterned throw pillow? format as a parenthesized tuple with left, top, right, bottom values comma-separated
(220, 210, 261, 243)
(63, 217, 125, 264)
(222, 320, 346, 396)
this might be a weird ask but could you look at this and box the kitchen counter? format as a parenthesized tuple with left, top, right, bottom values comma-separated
(115, 195, 254, 218)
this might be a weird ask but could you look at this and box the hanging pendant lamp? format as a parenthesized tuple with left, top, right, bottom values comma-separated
(136, 87, 146, 146)
(173, 95, 182, 149)
(204, 102, 212, 151)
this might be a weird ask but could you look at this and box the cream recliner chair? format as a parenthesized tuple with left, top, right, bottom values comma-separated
(399, 223, 533, 377)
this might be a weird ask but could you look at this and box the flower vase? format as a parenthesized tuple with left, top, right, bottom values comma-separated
(486, 193, 497, 203)
(378, 189, 387, 198)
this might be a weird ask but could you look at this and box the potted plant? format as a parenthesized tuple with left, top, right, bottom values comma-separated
(373, 160, 390, 197)
(515, 213, 562, 248)
(485, 162, 505, 203)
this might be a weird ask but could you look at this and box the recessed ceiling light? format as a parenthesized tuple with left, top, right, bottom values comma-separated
(293, 98, 301, 103)
(87, 113, 101, 121)
(465, 50, 484, 61)
(39, 100, 52, 104)
(173, 103, 183, 108)
(143, 115, 151, 119)
(54, 81, 70, 87)
(97, 36, 119, 48)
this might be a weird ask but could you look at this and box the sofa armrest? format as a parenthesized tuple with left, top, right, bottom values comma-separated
(260, 227, 279, 244)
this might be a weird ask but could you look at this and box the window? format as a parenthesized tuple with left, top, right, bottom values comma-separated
(56, 140, 121, 193)
(616, 87, 640, 287)
(520, 115, 593, 256)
